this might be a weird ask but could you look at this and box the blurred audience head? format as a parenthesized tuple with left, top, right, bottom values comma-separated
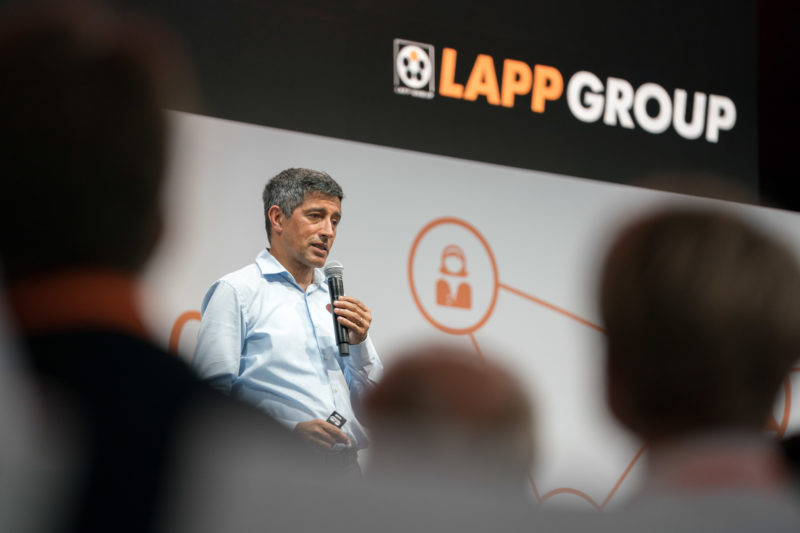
(363, 344, 534, 495)
(0, 2, 192, 282)
(600, 207, 800, 444)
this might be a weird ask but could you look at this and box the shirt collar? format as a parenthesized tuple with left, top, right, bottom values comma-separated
(255, 249, 327, 290)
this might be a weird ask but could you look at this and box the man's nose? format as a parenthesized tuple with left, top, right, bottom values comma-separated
(320, 218, 335, 237)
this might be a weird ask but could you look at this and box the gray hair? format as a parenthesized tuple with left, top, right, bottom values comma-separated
(262, 168, 343, 240)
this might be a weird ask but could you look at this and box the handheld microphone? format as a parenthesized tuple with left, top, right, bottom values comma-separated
(323, 261, 349, 356)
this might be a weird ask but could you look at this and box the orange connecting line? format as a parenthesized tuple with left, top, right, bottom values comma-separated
(467, 332, 485, 364)
(498, 283, 605, 332)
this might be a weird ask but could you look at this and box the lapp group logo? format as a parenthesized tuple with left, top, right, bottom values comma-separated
(393, 38, 435, 99)
(392, 38, 737, 143)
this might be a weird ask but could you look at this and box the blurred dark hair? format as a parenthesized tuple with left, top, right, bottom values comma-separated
(0, 4, 191, 280)
(600, 208, 800, 440)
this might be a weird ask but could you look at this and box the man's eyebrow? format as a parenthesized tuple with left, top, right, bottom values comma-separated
(304, 206, 341, 218)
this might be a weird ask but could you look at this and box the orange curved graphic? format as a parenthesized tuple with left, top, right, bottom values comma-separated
(169, 310, 201, 356)
(536, 439, 645, 512)
(774, 367, 800, 438)
(768, 371, 797, 438)
(540, 487, 602, 510)
(777, 376, 792, 438)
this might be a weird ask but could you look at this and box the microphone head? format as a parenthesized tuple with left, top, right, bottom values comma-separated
(323, 260, 344, 279)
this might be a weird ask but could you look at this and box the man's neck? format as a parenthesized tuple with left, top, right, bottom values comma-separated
(6, 269, 148, 338)
(266, 248, 314, 290)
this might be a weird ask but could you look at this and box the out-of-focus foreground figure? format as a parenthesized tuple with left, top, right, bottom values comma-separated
(0, 5, 303, 533)
(363, 345, 535, 499)
(599, 207, 800, 530)
(0, 288, 80, 533)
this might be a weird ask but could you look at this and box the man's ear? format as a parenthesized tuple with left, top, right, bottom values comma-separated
(267, 205, 285, 236)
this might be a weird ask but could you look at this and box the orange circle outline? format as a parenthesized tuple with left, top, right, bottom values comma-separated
(169, 310, 201, 356)
(408, 217, 499, 335)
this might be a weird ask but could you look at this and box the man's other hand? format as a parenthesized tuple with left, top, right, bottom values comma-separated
(294, 419, 350, 449)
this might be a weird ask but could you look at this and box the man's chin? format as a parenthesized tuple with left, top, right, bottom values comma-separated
(307, 254, 327, 268)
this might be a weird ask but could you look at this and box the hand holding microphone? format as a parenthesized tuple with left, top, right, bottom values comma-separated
(324, 261, 372, 355)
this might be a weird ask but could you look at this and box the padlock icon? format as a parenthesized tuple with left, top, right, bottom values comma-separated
(436, 244, 472, 309)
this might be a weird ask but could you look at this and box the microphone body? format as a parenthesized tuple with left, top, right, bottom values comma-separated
(324, 261, 349, 356)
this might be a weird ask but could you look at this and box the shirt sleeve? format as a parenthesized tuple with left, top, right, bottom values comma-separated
(341, 335, 383, 401)
(192, 280, 245, 394)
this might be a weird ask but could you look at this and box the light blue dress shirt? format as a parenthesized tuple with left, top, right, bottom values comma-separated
(192, 249, 383, 449)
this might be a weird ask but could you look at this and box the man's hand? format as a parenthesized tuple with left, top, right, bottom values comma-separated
(327, 295, 372, 345)
(295, 419, 350, 450)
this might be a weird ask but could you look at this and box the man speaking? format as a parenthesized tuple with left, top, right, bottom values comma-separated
(193, 168, 382, 471)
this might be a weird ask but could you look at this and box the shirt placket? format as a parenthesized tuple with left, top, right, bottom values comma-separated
(304, 285, 341, 409)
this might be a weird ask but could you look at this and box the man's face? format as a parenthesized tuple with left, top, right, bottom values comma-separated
(279, 193, 341, 270)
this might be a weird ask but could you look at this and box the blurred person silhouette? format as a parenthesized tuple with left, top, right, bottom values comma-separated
(0, 4, 304, 533)
(599, 207, 800, 530)
(0, 277, 82, 533)
(362, 345, 535, 502)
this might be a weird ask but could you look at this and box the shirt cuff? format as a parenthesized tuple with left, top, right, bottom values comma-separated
(349, 335, 382, 382)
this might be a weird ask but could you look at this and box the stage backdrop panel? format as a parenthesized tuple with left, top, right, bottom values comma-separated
(143, 111, 800, 510)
